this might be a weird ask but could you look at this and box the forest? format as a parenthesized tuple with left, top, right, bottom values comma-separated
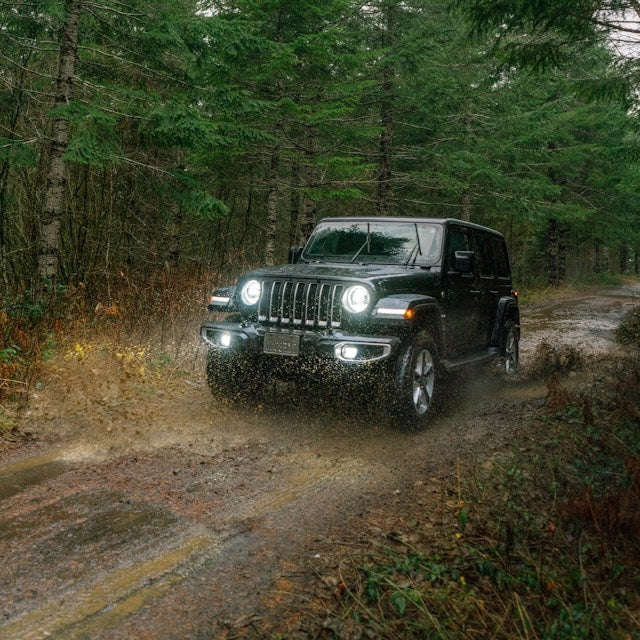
(1, 5, 640, 636)
(1, 0, 640, 319)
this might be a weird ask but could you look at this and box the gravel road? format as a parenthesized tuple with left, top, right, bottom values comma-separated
(0, 284, 638, 639)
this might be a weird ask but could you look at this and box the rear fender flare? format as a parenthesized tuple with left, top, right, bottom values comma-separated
(490, 297, 520, 347)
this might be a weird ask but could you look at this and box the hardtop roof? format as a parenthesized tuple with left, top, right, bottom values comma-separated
(316, 217, 504, 238)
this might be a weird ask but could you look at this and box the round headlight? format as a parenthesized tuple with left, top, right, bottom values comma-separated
(342, 285, 370, 314)
(240, 279, 261, 306)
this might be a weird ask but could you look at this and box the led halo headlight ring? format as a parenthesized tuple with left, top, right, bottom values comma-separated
(240, 279, 262, 306)
(342, 285, 371, 314)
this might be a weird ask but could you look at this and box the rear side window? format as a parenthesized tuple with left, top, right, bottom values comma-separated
(472, 233, 494, 278)
(491, 236, 511, 278)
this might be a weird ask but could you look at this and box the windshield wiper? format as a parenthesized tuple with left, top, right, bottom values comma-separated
(403, 242, 419, 266)
(403, 225, 423, 266)
(350, 224, 371, 263)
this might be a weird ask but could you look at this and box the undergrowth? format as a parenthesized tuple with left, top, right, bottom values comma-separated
(516, 273, 630, 306)
(616, 307, 640, 348)
(0, 275, 208, 383)
(0, 291, 55, 410)
(1, 275, 209, 441)
(323, 357, 640, 639)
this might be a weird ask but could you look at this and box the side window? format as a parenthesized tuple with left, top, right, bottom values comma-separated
(491, 237, 511, 278)
(446, 228, 469, 269)
(472, 233, 494, 278)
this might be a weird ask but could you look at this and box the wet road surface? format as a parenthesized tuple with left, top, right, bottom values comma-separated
(1, 284, 638, 639)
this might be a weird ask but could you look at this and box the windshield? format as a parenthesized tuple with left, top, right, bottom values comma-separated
(302, 221, 442, 265)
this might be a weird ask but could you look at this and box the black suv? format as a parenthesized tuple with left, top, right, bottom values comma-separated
(201, 217, 520, 428)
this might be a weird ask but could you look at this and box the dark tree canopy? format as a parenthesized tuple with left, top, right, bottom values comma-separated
(0, 0, 639, 311)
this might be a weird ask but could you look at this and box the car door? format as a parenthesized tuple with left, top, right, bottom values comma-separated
(441, 225, 483, 356)
(471, 231, 497, 346)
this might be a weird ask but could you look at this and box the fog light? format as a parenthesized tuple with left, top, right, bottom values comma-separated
(220, 332, 232, 348)
(341, 345, 358, 360)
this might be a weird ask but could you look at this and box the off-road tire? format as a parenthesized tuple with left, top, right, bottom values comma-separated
(390, 333, 440, 430)
(206, 350, 268, 401)
(502, 320, 520, 375)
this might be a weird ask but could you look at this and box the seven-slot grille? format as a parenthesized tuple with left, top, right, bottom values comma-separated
(258, 280, 345, 328)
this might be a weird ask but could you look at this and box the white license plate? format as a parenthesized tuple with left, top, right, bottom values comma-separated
(263, 332, 300, 356)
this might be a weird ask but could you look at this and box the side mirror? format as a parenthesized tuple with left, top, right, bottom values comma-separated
(454, 250, 475, 274)
(288, 246, 304, 264)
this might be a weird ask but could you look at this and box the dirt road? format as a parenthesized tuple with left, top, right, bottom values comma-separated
(1, 284, 638, 639)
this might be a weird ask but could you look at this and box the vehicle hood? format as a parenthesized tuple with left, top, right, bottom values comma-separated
(239, 262, 441, 294)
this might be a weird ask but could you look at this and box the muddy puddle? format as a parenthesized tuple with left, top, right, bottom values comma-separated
(520, 290, 639, 357)
(0, 454, 71, 500)
(0, 283, 638, 640)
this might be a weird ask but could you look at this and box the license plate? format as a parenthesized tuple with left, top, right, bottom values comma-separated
(263, 332, 300, 356)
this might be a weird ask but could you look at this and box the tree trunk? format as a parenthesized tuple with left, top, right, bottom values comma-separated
(167, 152, 185, 270)
(0, 157, 10, 292)
(545, 218, 568, 284)
(376, 72, 394, 217)
(289, 159, 301, 247)
(620, 242, 629, 274)
(594, 241, 609, 274)
(264, 151, 280, 267)
(558, 223, 567, 281)
(299, 127, 319, 244)
(167, 202, 183, 271)
(460, 191, 472, 222)
(38, 0, 81, 296)
(375, 1, 397, 217)
(0, 49, 33, 292)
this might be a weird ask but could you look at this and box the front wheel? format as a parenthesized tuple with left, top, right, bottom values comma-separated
(206, 349, 268, 402)
(389, 334, 440, 430)
(206, 349, 238, 398)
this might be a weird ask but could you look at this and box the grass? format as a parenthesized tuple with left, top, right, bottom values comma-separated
(516, 273, 634, 306)
(1, 279, 206, 443)
(321, 351, 640, 639)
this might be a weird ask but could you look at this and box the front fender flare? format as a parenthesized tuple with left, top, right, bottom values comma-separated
(373, 294, 444, 351)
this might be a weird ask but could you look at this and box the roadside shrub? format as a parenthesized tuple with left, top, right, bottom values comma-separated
(529, 341, 584, 377)
(0, 271, 206, 413)
(0, 304, 35, 403)
(0, 287, 80, 407)
(320, 356, 640, 639)
(615, 307, 640, 348)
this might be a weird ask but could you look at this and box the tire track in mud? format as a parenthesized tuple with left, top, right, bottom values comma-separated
(0, 445, 389, 639)
(1, 284, 637, 638)
(1, 532, 214, 640)
(0, 383, 569, 638)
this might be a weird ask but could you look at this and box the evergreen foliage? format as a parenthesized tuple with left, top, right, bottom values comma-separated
(0, 0, 639, 301)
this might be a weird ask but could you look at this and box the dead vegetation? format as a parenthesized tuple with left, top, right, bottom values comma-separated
(615, 306, 640, 348)
(304, 353, 640, 640)
(529, 341, 584, 377)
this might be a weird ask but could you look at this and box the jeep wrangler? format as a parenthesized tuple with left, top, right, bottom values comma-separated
(201, 217, 520, 429)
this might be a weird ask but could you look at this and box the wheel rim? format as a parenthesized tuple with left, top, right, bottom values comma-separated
(504, 330, 519, 374)
(412, 349, 435, 415)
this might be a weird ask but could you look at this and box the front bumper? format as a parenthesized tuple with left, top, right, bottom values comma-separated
(200, 321, 401, 364)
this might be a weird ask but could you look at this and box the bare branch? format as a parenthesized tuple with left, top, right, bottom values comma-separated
(0, 51, 55, 79)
